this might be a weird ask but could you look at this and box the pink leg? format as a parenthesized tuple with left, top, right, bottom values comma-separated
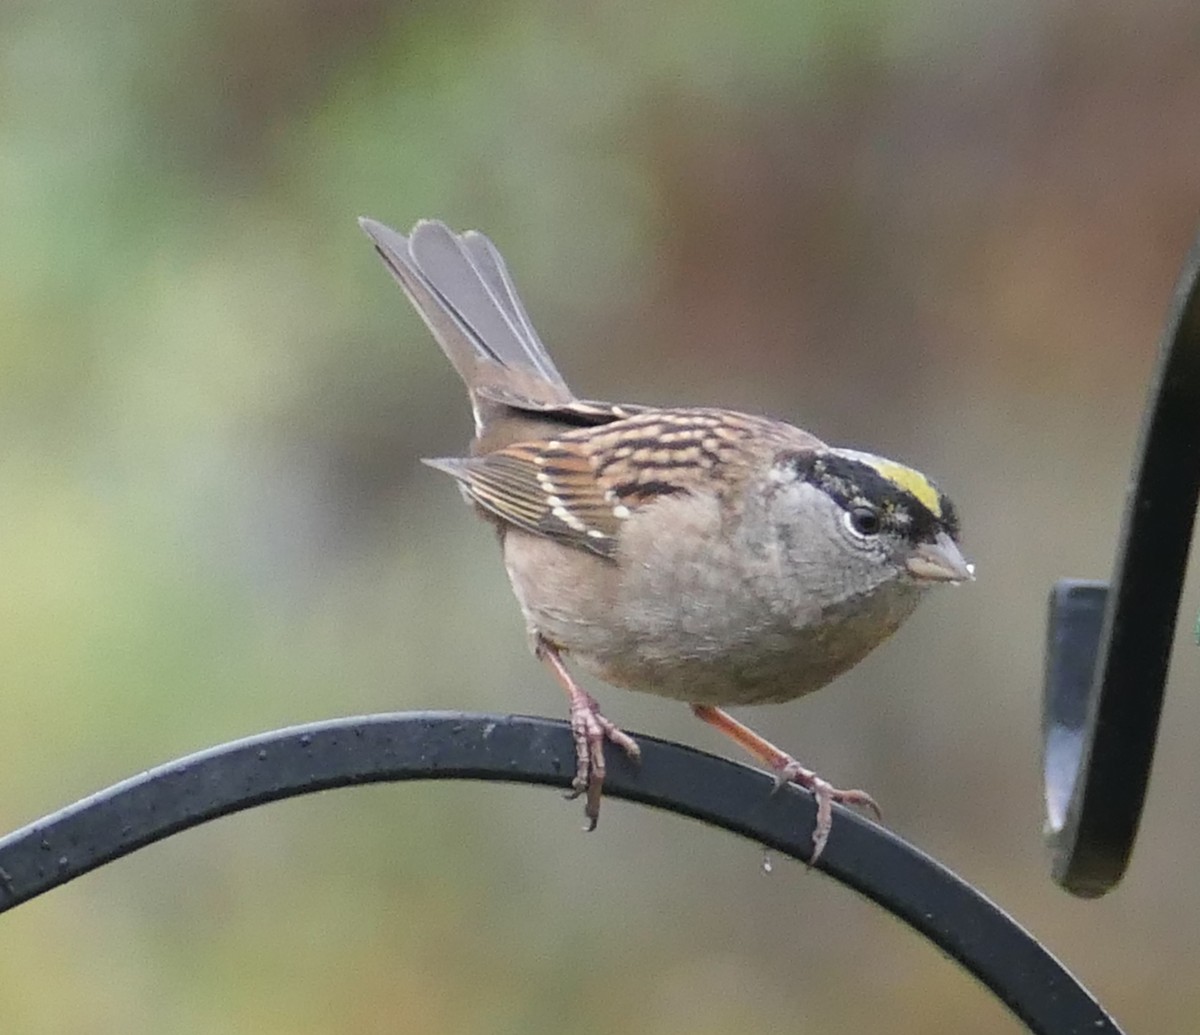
(539, 641, 640, 829)
(691, 704, 880, 863)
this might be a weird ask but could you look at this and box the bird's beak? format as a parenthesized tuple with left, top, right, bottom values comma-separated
(905, 531, 975, 583)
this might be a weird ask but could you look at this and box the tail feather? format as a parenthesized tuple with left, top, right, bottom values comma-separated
(359, 217, 572, 409)
(459, 230, 562, 385)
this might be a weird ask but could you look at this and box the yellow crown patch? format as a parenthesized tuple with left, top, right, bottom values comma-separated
(849, 452, 943, 518)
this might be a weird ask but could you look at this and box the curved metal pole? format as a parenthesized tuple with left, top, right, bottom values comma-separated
(0, 711, 1120, 1034)
(1043, 229, 1200, 896)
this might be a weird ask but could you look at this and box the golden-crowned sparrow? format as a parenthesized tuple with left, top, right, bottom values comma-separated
(360, 217, 974, 860)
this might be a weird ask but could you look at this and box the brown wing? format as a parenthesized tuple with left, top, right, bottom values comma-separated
(425, 440, 635, 558)
(573, 408, 824, 500)
(426, 407, 825, 559)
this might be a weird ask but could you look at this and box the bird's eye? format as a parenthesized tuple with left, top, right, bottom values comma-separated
(846, 506, 881, 537)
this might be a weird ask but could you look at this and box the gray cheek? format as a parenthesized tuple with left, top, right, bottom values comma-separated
(775, 490, 904, 604)
(766, 486, 846, 568)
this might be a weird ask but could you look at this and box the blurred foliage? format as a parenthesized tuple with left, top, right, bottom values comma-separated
(2, 0, 1200, 1032)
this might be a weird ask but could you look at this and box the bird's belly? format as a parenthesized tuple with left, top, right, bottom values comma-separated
(502, 519, 926, 707)
(583, 619, 874, 705)
(580, 580, 925, 706)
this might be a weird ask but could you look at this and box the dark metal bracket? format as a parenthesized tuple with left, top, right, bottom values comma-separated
(0, 711, 1121, 1034)
(1042, 231, 1200, 897)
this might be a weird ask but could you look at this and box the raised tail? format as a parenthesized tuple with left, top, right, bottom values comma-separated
(359, 218, 574, 427)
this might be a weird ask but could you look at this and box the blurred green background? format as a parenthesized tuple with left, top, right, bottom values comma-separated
(2, 1, 1199, 1031)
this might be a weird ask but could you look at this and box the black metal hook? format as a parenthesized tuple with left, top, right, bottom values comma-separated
(1043, 230, 1200, 896)
(0, 711, 1122, 1034)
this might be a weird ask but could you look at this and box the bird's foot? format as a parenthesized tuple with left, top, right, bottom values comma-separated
(690, 703, 880, 864)
(537, 639, 640, 828)
(564, 687, 641, 829)
(771, 760, 881, 863)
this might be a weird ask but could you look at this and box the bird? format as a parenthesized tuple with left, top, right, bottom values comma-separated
(359, 216, 974, 861)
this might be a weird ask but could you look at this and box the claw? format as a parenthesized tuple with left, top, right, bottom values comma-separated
(563, 688, 639, 829)
(691, 704, 881, 865)
(772, 762, 881, 862)
(540, 641, 639, 828)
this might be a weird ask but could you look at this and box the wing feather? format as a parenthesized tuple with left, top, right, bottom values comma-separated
(424, 407, 824, 559)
